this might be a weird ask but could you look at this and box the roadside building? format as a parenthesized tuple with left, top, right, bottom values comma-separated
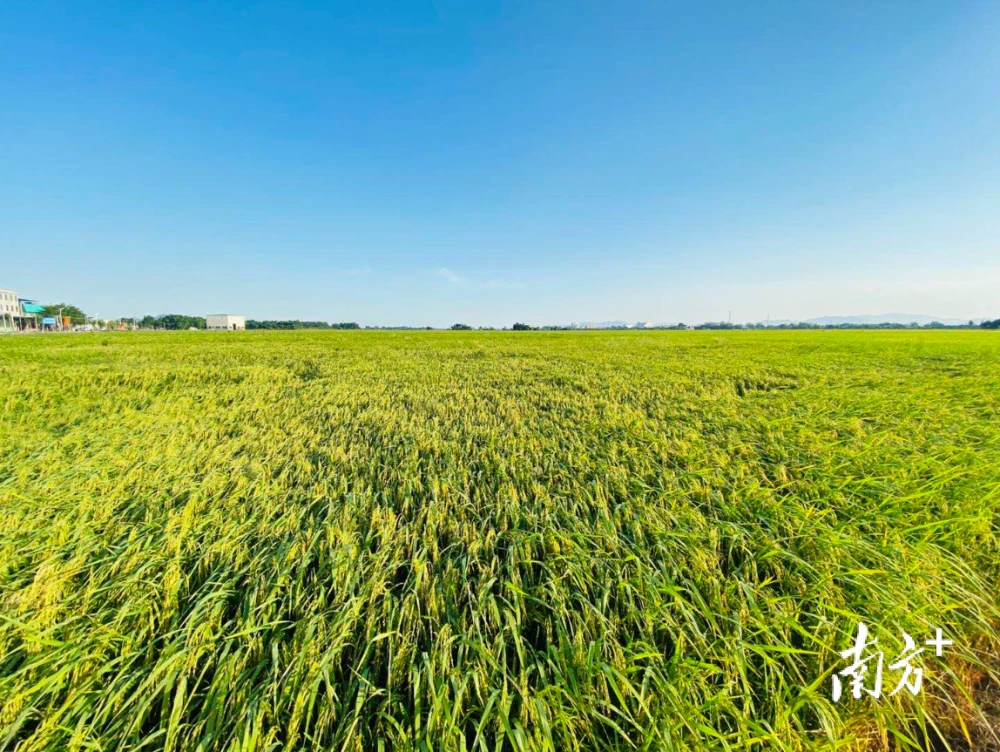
(0, 287, 18, 332)
(1, 287, 40, 332)
(20, 300, 43, 330)
(206, 314, 247, 331)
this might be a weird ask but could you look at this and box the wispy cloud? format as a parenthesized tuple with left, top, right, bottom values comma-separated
(436, 267, 466, 285)
(436, 268, 524, 289)
(347, 266, 372, 276)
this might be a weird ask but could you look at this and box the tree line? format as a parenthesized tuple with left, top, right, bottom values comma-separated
(139, 314, 206, 329)
(247, 320, 359, 330)
(22, 305, 1000, 331)
(135, 316, 360, 330)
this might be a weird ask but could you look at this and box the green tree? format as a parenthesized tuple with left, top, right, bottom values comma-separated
(450, 323, 472, 330)
(245, 320, 360, 330)
(154, 314, 207, 330)
(41, 303, 87, 325)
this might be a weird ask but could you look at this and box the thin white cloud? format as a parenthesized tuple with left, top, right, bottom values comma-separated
(436, 268, 524, 289)
(436, 268, 466, 285)
(347, 266, 372, 276)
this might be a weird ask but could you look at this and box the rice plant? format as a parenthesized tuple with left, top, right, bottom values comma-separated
(1, 330, 998, 750)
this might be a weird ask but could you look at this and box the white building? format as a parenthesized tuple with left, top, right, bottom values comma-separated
(206, 314, 247, 331)
(0, 287, 40, 332)
(0, 287, 19, 331)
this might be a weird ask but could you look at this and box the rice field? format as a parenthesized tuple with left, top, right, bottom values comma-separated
(1, 330, 998, 751)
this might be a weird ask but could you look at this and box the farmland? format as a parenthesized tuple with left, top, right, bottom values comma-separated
(1, 330, 998, 751)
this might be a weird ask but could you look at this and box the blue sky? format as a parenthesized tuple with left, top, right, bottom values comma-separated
(2, 1, 999, 326)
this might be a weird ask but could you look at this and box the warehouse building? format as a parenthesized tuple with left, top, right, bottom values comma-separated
(206, 314, 247, 331)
